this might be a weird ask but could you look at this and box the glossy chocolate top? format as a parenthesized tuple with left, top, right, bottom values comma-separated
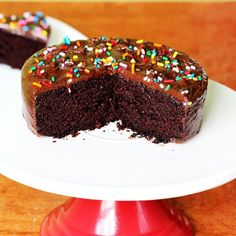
(22, 37, 208, 105)
(0, 11, 50, 42)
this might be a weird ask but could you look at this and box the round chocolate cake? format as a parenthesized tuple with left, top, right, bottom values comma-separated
(22, 37, 208, 143)
(0, 11, 50, 68)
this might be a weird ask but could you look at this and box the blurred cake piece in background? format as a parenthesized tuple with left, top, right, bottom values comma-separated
(0, 11, 50, 69)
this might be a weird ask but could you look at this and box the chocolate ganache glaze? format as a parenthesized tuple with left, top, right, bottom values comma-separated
(22, 37, 208, 143)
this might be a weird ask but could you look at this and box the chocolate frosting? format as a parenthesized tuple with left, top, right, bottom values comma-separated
(22, 37, 208, 134)
(0, 11, 50, 42)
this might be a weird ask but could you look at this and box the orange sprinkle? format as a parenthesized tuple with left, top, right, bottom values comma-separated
(154, 43, 162, 47)
(84, 68, 90, 73)
(66, 72, 73, 78)
(76, 41, 81, 47)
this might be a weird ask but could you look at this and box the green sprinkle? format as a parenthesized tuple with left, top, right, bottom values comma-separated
(165, 84, 171, 91)
(162, 56, 168, 61)
(52, 57, 56, 63)
(198, 75, 202, 81)
(146, 51, 152, 57)
(175, 76, 181, 81)
(106, 51, 111, 56)
(113, 65, 119, 70)
(76, 73, 81, 78)
(34, 53, 39, 57)
(30, 66, 36, 71)
(51, 76, 56, 82)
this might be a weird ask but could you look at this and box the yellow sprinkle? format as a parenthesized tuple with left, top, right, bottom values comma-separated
(154, 43, 162, 47)
(188, 102, 192, 106)
(193, 77, 198, 81)
(106, 42, 112, 47)
(84, 68, 90, 73)
(28, 70, 33, 74)
(173, 51, 178, 58)
(131, 64, 135, 74)
(41, 29, 48, 37)
(151, 60, 156, 64)
(32, 82, 42, 88)
(137, 50, 141, 56)
(136, 39, 144, 44)
(165, 60, 170, 64)
(130, 59, 136, 74)
(72, 55, 79, 61)
(9, 22, 16, 29)
(108, 46, 112, 50)
(157, 62, 164, 67)
(95, 48, 99, 54)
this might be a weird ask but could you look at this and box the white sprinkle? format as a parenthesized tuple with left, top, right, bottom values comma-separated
(172, 67, 180, 73)
(85, 46, 93, 52)
(74, 46, 78, 49)
(146, 70, 151, 75)
(23, 12, 31, 18)
(160, 84, 164, 89)
(59, 52, 66, 57)
(143, 76, 149, 81)
(65, 61, 74, 66)
(0, 14, 4, 19)
(141, 54, 144, 59)
(43, 50, 48, 55)
(67, 79, 73, 84)
(134, 46, 138, 51)
(185, 65, 190, 70)
(191, 65, 196, 70)
(158, 76, 163, 81)
(11, 15, 16, 21)
(181, 90, 189, 95)
(77, 62, 83, 68)
(68, 88, 71, 93)
(99, 49, 103, 53)
(141, 49, 145, 55)
(40, 69, 45, 74)
(169, 48, 173, 52)
(183, 102, 187, 106)
(172, 61, 179, 66)
(119, 62, 127, 68)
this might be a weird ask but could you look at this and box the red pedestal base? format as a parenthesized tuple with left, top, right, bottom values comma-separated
(40, 198, 193, 236)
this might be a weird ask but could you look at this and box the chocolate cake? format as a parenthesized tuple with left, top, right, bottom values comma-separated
(22, 37, 208, 143)
(0, 11, 50, 69)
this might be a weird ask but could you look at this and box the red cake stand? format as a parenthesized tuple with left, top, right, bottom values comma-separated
(0, 80, 236, 236)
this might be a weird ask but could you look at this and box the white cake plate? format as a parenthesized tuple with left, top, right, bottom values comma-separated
(0, 80, 235, 201)
(0, 18, 235, 235)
